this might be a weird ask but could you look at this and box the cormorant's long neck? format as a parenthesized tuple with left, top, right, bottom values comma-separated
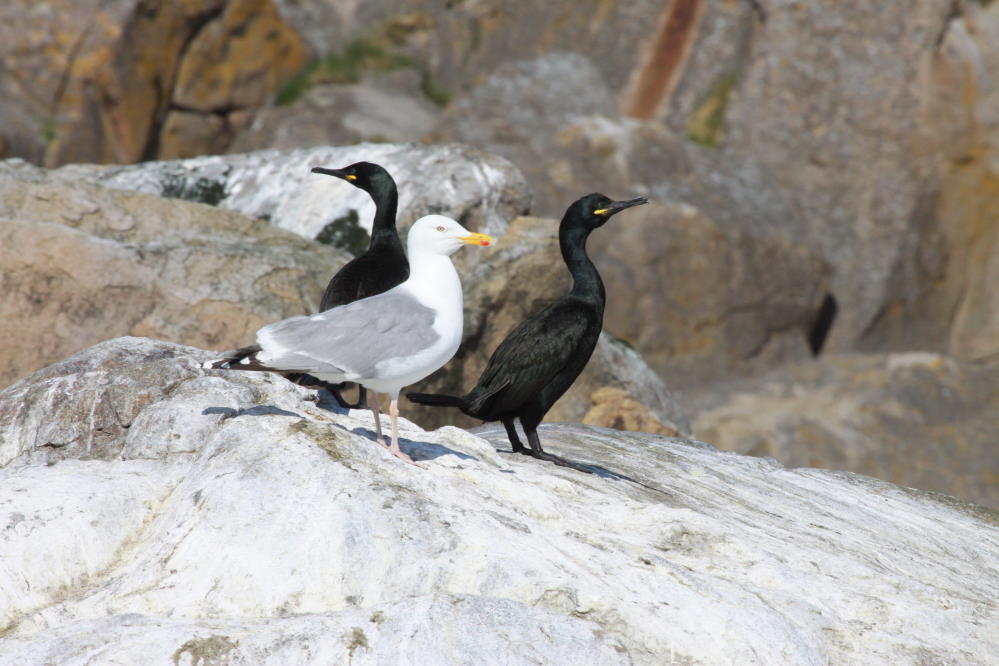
(560, 225, 605, 312)
(368, 182, 399, 246)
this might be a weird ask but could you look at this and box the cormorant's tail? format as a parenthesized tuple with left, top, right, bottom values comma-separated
(202, 344, 274, 372)
(406, 392, 466, 408)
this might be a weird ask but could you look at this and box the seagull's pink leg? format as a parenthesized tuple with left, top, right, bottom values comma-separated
(387, 397, 425, 468)
(369, 391, 386, 446)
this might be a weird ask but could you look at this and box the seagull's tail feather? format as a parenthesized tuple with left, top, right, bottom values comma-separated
(202, 344, 274, 372)
(406, 392, 466, 409)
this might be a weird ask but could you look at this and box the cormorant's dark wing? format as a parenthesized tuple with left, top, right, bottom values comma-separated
(468, 301, 594, 416)
(320, 249, 408, 310)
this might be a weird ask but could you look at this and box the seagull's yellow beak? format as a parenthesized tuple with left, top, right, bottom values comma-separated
(459, 232, 494, 247)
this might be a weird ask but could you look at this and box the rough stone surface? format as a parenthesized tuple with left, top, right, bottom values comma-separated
(866, 2, 999, 362)
(272, 0, 671, 100)
(0, 599, 626, 666)
(582, 387, 681, 437)
(428, 52, 616, 186)
(0, 0, 306, 166)
(426, 4, 999, 362)
(592, 202, 830, 389)
(688, 352, 999, 510)
(707, 1, 953, 352)
(1, 337, 997, 665)
(408, 215, 690, 436)
(0, 165, 347, 389)
(230, 72, 442, 152)
(56, 143, 531, 243)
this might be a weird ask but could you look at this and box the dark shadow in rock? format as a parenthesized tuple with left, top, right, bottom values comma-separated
(348, 427, 479, 462)
(202, 405, 301, 419)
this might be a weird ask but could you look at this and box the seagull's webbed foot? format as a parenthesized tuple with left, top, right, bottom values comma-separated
(383, 439, 427, 469)
(384, 397, 426, 469)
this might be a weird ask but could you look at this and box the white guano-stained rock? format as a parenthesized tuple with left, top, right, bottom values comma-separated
(0, 338, 997, 665)
(54, 143, 531, 242)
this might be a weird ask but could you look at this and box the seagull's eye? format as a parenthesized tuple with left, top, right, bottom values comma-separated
(436, 225, 446, 232)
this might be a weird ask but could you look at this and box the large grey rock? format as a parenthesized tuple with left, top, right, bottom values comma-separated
(428, 52, 616, 182)
(55, 143, 531, 243)
(592, 201, 830, 389)
(272, 0, 671, 100)
(0, 598, 626, 665)
(427, 3, 999, 365)
(712, 1, 954, 352)
(230, 72, 442, 152)
(687, 351, 999, 510)
(1, 337, 997, 664)
(0, 164, 347, 389)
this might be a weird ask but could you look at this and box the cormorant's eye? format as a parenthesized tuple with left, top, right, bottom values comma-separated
(436, 225, 446, 232)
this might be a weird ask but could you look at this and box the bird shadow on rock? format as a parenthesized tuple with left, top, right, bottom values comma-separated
(348, 427, 479, 463)
(494, 447, 676, 500)
(202, 405, 302, 419)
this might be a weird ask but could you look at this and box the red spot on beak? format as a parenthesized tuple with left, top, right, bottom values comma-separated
(480, 240, 490, 246)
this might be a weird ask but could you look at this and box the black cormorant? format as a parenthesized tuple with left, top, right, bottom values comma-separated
(407, 192, 647, 472)
(290, 162, 408, 407)
(313, 162, 407, 309)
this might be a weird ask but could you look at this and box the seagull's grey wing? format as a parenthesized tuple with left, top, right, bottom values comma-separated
(257, 292, 439, 378)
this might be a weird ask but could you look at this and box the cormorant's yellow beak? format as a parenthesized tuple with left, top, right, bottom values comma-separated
(312, 166, 356, 182)
(459, 232, 494, 247)
(594, 196, 649, 216)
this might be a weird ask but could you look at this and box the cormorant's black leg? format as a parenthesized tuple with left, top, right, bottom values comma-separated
(285, 373, 353, 409)
(326, 382, 368, 410)
(326, 386, 355, 409)
(522, 424, 593, 474)
(351, 386, 369, 410)
(311, 380, 367, 410)
(502, 418, 528, 454)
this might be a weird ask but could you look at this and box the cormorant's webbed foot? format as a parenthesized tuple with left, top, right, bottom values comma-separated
(523, 449, 594, 474)
(501, 420, 529, 455)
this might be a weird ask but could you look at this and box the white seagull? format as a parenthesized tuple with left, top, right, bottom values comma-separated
(204, 215, 493, 465)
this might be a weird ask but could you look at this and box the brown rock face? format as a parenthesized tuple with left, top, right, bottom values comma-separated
(0, 0, 306, 166)
(688, 353, 999, 510)
(427, 2, 999, 368)
(582, 387, 680, 437)
(592, 201, 830, 389)
(0, 165, 347, 389)
(856, 3, 999, 362)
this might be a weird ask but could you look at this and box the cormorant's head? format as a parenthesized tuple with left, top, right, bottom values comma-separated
(311, 161, 394, 194)
(566, 192, 649, 230)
